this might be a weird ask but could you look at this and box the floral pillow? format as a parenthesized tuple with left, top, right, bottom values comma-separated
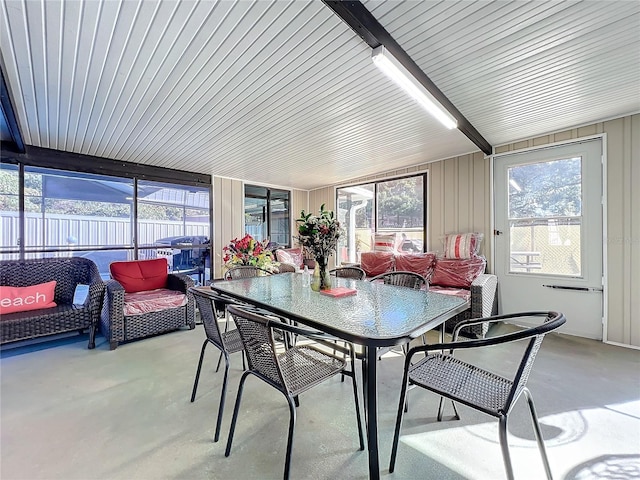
(443, 233, 483, 259)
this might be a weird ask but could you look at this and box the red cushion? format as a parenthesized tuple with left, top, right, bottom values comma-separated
(394, 253, 437, 280)
(110, 258, 168, 293)
(360, 251, 395, 277)
(0, 281, 57, 315)
(431, 257, 486, 288)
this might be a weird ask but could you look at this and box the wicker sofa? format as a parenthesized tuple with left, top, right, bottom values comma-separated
(99, 259, 196, 350)
(359, 251, 498, 338)
(0, 257, 105, 348)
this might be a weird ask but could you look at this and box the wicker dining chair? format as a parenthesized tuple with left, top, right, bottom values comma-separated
(224, 305, 364, 480)
(389, 311, 566, 480)
(369, 270, 427, 290)
(329, 266, 366, 280)
(369, 271, 428, 359)
(189, 288, 245, 442)
(224, 265, 273, 280)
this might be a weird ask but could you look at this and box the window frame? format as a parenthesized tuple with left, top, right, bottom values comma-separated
(336, 172, 428, 263)
(243, 184, 291, 248)
(1, 149, 213, 282)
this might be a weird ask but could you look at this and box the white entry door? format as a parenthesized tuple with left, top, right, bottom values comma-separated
(493, 139, 604, 339)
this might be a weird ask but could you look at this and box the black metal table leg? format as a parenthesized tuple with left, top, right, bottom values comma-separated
(364, 346, 380, 480)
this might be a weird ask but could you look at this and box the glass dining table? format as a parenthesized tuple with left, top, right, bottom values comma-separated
(211, 272, 469, 480)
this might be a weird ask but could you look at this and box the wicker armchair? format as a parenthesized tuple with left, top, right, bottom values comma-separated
(0, 257, 105, 349)
(100, 260, 195, 350)
(390, 311, 566, 479)
(225, 305, 364, 480)
(275, 262, 297, 274)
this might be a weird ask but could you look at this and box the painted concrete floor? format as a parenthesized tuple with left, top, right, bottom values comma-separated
(1, 323, 639, 480)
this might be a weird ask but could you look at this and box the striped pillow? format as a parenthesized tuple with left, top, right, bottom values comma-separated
(443, 233, 482, 259)
(373, 233, 396, 252)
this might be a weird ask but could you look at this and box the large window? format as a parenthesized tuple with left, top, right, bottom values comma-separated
(336, 174, 426, 263)
(0, 164, 211, 284)
(244, 185, 290, 247)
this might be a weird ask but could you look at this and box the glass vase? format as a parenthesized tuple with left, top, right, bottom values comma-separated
(310, 258, 331, 291)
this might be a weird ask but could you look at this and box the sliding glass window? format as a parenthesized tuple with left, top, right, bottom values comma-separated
(336, 174, 426, 263)
(0, 165, 211, 284)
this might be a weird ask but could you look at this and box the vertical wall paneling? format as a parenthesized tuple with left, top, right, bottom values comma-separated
(494, 114, 639, 348)
(630, 115, 640, 347)
(213, 176, 244, 279)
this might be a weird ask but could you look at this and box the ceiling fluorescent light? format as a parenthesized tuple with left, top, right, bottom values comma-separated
(371, 45, 457, 129)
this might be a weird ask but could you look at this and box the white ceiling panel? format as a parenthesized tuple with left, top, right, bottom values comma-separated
(1, 0, 638, 190)
(370, 0, 640, 145)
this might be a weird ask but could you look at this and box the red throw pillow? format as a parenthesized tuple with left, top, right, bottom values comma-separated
(360, 251, 395, 277)
(0, 281, 57, 315)
(431, 257, 486, 288)
(110, 258, 169, 293)
(394, 253, 437, 280)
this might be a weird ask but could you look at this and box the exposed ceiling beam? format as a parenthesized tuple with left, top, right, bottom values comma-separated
(323, 0, 492, 156)
(0, 66, 25, 153)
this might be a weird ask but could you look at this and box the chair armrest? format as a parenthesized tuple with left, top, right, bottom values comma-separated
(406, 311, 565, 362)
(167, 273, 196, 328)
(167, 273, 195, 293)
(100, 279, 126, 343)
(470, 273, 498, 319)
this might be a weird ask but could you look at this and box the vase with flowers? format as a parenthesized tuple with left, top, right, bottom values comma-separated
(296, 204, 342, 291)
(222, 234, 278, 273)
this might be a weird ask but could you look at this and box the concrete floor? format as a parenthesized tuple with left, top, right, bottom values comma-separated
(1, 323, 639, 480)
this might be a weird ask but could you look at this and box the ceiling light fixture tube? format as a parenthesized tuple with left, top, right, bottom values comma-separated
(371, 45, 457, 129)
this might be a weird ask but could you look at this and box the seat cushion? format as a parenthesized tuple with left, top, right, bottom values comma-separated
(394, 253, 437, 280)
(110, 258, 168, 293)
(360, 251, 395, 277)
(428, 285, 472, 302)
(0, 281, 57, 315)
(431, 257, 486, 288)
(123, 288, 187, 316)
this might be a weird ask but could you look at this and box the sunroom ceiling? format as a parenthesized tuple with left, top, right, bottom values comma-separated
(1, 1, 638, 190)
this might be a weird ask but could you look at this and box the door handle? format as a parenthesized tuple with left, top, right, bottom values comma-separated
(494, 230, 503, 236)
(543, 284, 603, 292)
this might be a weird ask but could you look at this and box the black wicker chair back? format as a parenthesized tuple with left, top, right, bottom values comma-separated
(224, 265, 273, 280)
(225, 305, 364, 480)
(329, 266, 366, 280)
(189, 288, 244, 442)
(389, 311, 566, 480)
(369, 270, 426, 290)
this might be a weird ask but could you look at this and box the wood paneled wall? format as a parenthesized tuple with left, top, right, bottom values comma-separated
(212, 177, 308, 279)
(308, 114, 639, 347)
(496, 114, 640, 347)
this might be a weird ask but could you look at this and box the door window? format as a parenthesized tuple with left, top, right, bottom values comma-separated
(508, 158, 582, 276)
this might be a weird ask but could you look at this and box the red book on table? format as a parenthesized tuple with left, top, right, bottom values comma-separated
(320, 287, 357, 297)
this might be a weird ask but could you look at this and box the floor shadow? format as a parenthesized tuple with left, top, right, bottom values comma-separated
(564, 454, 640, 479)
(0, 332, 89, 358)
